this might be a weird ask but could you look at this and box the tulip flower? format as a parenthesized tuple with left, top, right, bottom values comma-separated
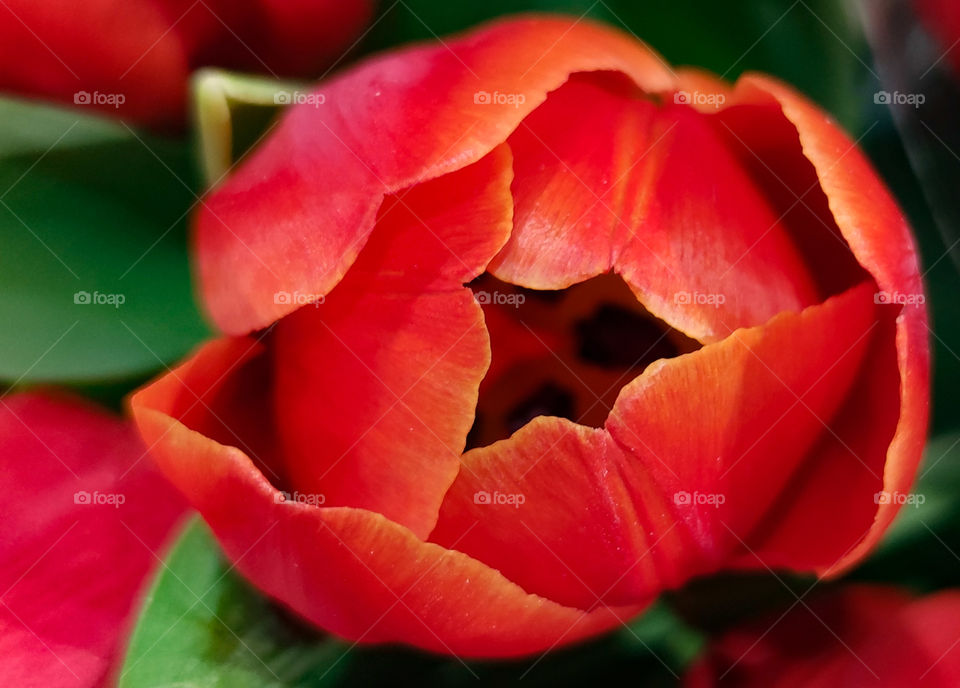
(916, 0, 960, 76)
(0, 392, 186, 685)
(686, 585, 960, 686)
(132, 16, 929, 656)
(0, 0, 373, 128)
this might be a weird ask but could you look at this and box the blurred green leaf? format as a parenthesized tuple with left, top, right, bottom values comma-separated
(854, 433, 960, 591)
(0, 97, 210, 384)
(119, 517, 350, 688)
(857, 3, 960, 434)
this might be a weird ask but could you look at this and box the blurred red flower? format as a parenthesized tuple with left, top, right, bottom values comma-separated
(132, 16, 928, 656)
(916, 0, 960, 76)
(686, 585, 960, 686)
(0, 392, 186, 686)
(0, 0, 373, 127)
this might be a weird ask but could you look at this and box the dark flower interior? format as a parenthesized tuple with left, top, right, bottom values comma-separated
(467, 272, 699, 447)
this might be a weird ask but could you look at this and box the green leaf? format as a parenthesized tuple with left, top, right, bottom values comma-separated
(119, 517, 351, 688)
(854, 433, 960, 591)
(0, 97, 210, 384)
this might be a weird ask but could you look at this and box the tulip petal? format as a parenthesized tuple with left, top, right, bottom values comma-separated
(701, 88, 869, 301)
(196, 16, 677, 333)
(199, 0, 374, 77)
(488, 72, 656, 288)
(607, 281, 880, 557)
(271, 291, 487, 539)
(432, 283, 880, 610)
(0, 0, 189, 127)
(916, 0, 960, 75)
(271, 147, 512, 538)
(491, 72, 819, 341)
(431, 416, 686, 610)
(0, 0, 373, 128)
(0, 393, 185, 687)
(131, 374, 643, 658)
(686, 586, 960, 686)
(718, 75, 929, 572)
(730, 310, 900, 573)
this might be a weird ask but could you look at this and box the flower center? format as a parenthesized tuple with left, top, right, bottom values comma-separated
(467, 272, 699, 448)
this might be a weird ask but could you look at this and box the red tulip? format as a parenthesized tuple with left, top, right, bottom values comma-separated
(916, 0, 960, 76)
(132, 16, 929, 656)
(0, 392, 186, 686)
(686, 585, 960, 686)
(0, 0, 373, 128)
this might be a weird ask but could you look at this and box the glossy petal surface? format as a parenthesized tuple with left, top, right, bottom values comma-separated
(434, 283, 881, 610)
(272, 147, 512, 537)
(131, 358, 643, 658)
(493, 72, 818, 341)
(718, 75, 929, 573)
(196, 16, 677, 332)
